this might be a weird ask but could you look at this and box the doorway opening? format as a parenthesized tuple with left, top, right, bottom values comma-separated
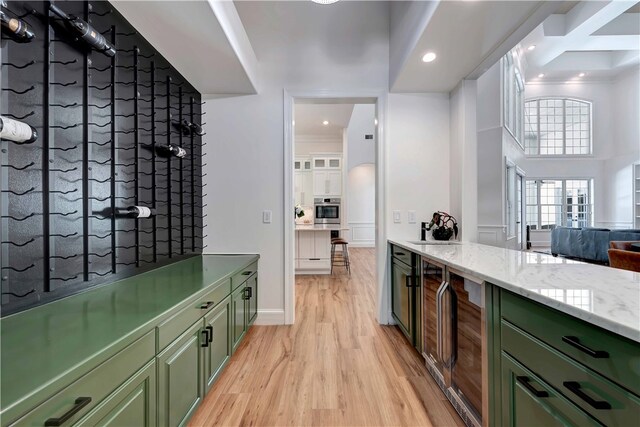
(284, 93, 386, 325)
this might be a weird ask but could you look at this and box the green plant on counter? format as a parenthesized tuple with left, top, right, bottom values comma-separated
(295, 204, 305, 219)
(426, 211, 459, 241)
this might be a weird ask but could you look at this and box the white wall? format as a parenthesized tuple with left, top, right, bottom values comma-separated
(295, 135, 342, 156)
(202, 1, 392, 324)
(523, 69, 639, 234)
(346, 104, 376, 170)
(449, 80, 478, 242)
(346, 104, 376, 246)
(386, 93, 451, 241)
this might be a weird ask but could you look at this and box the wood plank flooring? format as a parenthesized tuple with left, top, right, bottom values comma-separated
(189, 248, 464, 427)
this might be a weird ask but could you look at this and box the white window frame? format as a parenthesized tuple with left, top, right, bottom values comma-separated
(502, 53, 525, 149)
(524, 97, 593, 157)
(526, 178, 594, 230)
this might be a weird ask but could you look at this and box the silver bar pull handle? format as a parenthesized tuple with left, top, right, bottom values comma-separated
(436, 280, 447, 362)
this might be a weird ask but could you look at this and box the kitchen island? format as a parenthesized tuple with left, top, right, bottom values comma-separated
(295, 224, 349, 274)
(388, 239, 639, 427)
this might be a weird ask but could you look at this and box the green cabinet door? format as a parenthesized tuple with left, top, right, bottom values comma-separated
(74, 360, 156, 427)
(204, 297, 231, 392)
(231, 284, 248, 353)
(247, 274, 258, 325)
(391, 259, 413, 342)
(157, 321, 204, 427)
(501, 353, 600, 427)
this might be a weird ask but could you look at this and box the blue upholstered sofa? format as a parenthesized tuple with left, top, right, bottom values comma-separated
(551, 227, 640, 263)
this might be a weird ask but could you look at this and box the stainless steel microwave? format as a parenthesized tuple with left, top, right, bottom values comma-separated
(314, 198, 340, 224)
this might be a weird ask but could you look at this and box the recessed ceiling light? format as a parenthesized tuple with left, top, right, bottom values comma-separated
(322, 120, 329, 126)
(311, 0, 339, 4)
(527, 45, 536, 51)
(538, 73, 545, 78)
(578, 72, 586, 77)
(422, 52, 437, 63)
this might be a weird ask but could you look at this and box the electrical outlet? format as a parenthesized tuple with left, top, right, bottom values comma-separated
(393, 210, 401, 224)
(408, 210, 417, 224)
(263, 210, 272, 224)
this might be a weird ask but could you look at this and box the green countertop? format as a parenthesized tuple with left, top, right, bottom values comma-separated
(0, 254, 259, 421)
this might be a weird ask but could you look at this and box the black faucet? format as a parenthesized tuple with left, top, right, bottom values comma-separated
(421, 222, 428, 241)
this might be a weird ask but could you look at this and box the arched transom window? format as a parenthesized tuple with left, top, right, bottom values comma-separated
(524, 98, 592, 155)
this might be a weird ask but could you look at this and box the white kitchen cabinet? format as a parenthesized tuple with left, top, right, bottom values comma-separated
(295, 158, 312, 171)
(312, 156, 341, 170)
(296, 230, 331, 273)
(294, 171, 313, 206)
(313, 170, 342, 197)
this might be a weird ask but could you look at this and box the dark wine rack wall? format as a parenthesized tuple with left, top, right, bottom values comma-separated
(0, 1, 205, 316)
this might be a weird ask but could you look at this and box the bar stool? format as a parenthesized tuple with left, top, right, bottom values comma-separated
(331, 238, 351, 275)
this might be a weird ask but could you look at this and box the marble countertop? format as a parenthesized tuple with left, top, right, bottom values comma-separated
(389, 239, 640, 343)
(295, 224, 349, 231)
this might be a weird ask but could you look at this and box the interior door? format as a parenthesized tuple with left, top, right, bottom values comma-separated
(449, 270, 483, 421)
(422, 259, 445, 363)
(391, 259, 413, 342)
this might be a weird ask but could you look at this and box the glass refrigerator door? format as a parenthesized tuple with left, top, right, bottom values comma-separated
(449, 270, 484, 421)
(422, 260, 445, 364)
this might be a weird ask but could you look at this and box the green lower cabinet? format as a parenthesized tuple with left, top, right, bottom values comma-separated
(501, 353, 600, 427)
(203, 297, 231, 392)
(247, 274, 258, 325)
(157, 321, 204, 427)
(75, 360, 156, 427)
(231, 284, 248, 353)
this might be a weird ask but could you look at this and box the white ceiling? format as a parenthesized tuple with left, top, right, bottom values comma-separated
(521, 1, 640, 83)
(109, 0, 259, 94)
(294, 104, 355, 138)
(390, 1, 562, 92)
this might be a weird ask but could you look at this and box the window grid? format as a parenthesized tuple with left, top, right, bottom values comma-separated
(524, 98, 592, 156)
(526, 179, 593, 230)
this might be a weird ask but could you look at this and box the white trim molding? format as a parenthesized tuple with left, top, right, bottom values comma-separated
(255, 309, 285, 325)
(348, 221, 376, 247)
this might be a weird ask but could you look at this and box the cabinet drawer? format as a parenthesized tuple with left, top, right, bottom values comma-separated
(10, 331, 155, 427)
(157, 278, 231, 351)
(298, 259, 330, 270)
(502, 320, 640, 426)
(390, 244, 414, 268)
(232, 262, 258, 291)
(501, 290, 640, 395)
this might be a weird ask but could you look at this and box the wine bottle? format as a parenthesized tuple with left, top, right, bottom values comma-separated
(156, 144, 187, 158)
(172, 119, 192, 136)
(0, 10, 35, 42)
(114, 206, 155, 218)
(49, 3, 116, 57)
(189, 122, 204, 136)
(0, 116, 38, 143)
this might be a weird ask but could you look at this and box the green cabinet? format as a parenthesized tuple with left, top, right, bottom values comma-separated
(492, 287, 640, 427)
(247, 274, 258, 326)
(75, 360, 156, 427)
(157, 321, 204, 427)
(501, 353, 600, 427)
(203, 297, 231, 392)
(390, 245, 420, 351)
(231, 284, 248, 353)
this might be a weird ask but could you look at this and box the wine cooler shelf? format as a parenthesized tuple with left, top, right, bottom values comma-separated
(0, 0, 206, 315)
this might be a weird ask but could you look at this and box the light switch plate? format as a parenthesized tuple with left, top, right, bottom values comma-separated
(263, 210, 272, 224)
(393, 210, 401, 224)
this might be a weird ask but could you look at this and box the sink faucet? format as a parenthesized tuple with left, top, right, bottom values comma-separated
(421, 222, 428, 241)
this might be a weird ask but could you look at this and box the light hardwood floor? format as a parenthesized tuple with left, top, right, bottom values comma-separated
(189, 248, 464, 427)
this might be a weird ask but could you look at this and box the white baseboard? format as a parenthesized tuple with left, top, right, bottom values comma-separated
(255, 309, 285, 325)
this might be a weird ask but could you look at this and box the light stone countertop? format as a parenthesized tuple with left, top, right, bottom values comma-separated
(389, 239, 640, 343)
(295, 224, 349, 231)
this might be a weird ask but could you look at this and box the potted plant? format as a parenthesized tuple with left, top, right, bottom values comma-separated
(295, 204, 305, 219)
(426, 211, 459, 241)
